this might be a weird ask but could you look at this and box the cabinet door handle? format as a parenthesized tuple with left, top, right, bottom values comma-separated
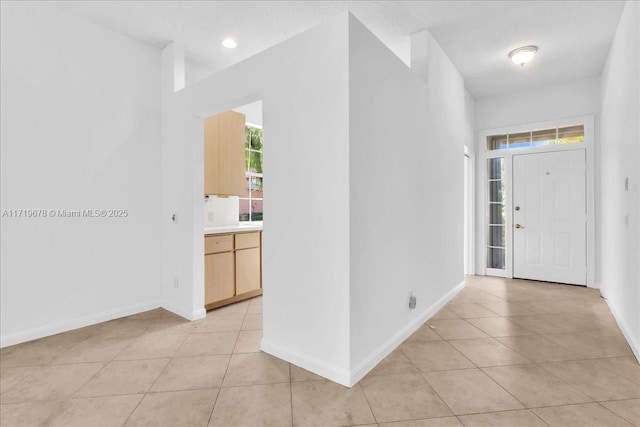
(515, 224, 525, 229)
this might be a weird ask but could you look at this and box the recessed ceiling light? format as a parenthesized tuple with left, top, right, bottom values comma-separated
(221, 38, 238, 49)
(509, 46, 538, 67)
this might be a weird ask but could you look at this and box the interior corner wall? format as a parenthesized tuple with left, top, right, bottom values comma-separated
(185, 60, 214, 88)
(0, 3, 162, 346)
(348, 19, 468, 382)
(599, 0, 640, 359)
(464, 90, 477, 153)
(162, 13, 352, 384)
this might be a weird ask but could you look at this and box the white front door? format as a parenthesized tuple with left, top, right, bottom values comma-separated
(512, 150, 586, 285)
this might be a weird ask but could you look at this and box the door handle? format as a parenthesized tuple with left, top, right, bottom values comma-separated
(515, 224, 525, 229)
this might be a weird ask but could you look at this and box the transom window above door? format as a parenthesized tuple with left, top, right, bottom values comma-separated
(486, 125, 584, 151)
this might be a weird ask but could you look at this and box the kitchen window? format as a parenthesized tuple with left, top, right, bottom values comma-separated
(239, 124, 263, 222)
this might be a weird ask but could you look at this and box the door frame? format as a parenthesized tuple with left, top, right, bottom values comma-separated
(464, 146, 475, 275)
(476, 115, 595, 287)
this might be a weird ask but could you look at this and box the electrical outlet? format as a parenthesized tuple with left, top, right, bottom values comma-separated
(625, 214, 629, 227)
(625, 177, 629, 191)
(409, 290, 416, 309)
(208, 212, 214, 222)
(174, 277, 179, 289)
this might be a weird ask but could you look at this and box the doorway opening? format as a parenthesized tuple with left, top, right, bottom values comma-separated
(478, 117, 595, 286)
(202, 100, 265, 313)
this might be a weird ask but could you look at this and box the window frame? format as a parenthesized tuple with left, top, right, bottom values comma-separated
(239, 123, 263, 223)
(486, 125, 585, 152)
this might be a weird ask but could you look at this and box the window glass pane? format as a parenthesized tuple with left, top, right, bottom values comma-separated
(245, 127, 263, 149)
(242, 125, 263, 222)
(249, 176, 263, 199)
(489, 204, 504, 225)
(251, 188, 263, 200)
(487, 158, 504, 179)
(488, 225, 505, 247)
(508, 132, 531, 149)
(557, 125, 584, 144)
(239, 199, 250, 222)
(489, 181, 504, 203)
(487, 124, 583, 151)
(532, 128, 557, 146)
(251, 199, 263, 221)
(487, 248, 505, 269)
(241, 177, 251, 198)
(487, 135, 507, 150)
(246, 150, 263, 173)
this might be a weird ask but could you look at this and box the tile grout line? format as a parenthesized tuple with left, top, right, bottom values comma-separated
(0, 285, 631, 425)
(357, 379, 380, 425)
(208, 298, 253, 425)
(288, 363, 294, 427)
(595, 400, 639, 425)
(118, 393, 147, 427)
(432, 305, 579, 423)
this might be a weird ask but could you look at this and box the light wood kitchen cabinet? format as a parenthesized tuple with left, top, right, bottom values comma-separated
(236, 247, 261, 294)
(235, 232, 262, 294)
(204, 231, 262, 310)
(204, 235, 235, 305)
(204, 110, 246, 196)
(204, 252, 235, 304)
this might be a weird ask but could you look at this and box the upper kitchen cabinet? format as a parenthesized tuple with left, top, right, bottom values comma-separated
(204, 110, 246, 196)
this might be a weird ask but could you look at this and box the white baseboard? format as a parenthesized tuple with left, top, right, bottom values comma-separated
(261, 280, 466, 388)
(601, 289, 640, 363)
(162, 302, 206, 321)
(0, 300, 162, 348)
(261, 339, 352, 387)
(348, 280, 466, 386)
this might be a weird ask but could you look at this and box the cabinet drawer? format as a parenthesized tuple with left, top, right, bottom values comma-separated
(235, 232, 261, 250)
(205, 235, 233, 254)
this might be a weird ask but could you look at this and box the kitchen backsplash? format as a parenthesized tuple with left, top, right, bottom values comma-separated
(204, 196, 239, 227)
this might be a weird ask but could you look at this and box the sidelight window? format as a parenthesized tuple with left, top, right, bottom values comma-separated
(487, 157, 505, 270)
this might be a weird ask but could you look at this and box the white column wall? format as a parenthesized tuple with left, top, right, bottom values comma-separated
(162, 14, 352, 383)
(348, 21, 471, 383)
(599, 1, 640, 359)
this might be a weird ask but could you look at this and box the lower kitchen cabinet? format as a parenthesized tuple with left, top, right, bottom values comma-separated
(204, 231, 262, 310)
(236, 247, 261, 294)
(204, 252, 235, 304)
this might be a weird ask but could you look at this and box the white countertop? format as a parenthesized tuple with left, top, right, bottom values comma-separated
(204, 222, 263, 235)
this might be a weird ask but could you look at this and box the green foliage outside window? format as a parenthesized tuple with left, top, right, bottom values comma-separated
(245, 126, 263, 177)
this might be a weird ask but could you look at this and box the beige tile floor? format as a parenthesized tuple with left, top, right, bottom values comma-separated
(1, 276, 639, 426)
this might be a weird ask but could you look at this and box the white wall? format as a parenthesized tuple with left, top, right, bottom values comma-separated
(163, 13, 474, 386)
(475, 77, 601, 131)
(599, 0, 640, 359)
(348, 22, 471, 382)
(464, 90, 477, 153)
(162, 14, 352, 383)
(185, 59, 213, 87)
(0, 3, 162, 346)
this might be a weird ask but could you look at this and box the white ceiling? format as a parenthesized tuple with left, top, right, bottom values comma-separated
(55, 1, 625, 99)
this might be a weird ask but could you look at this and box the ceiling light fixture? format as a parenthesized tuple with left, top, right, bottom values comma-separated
(509, 45, 538, 67)
(221, 38, 238, 49)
